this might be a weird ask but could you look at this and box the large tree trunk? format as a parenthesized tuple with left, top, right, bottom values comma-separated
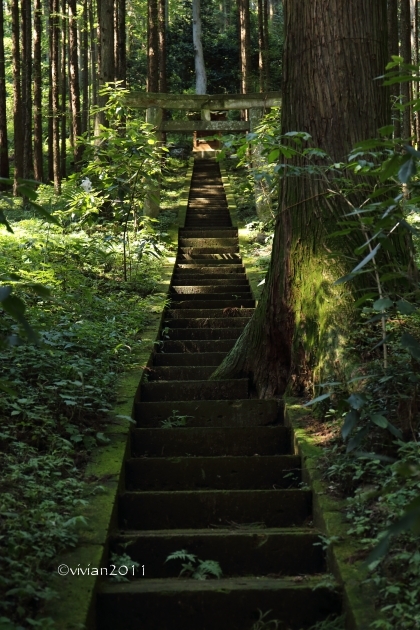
(69, 0, 83, 168)
(11, 0, 23, 194)
(0, 0, 9, 181)
(147, 0, 159, 92)
(193, 0, 207, 94)
(80, 0, 89, 135)
(33, 0, 43, 182)
(212, 0, 390, 397)
(411, 0, 419, 143)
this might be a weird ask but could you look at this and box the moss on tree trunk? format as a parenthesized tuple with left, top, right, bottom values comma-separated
(212, 0, 390, 397)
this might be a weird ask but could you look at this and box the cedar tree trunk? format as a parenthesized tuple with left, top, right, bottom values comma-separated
(192, 0, 207, 94)
(212, 0, 390, 397)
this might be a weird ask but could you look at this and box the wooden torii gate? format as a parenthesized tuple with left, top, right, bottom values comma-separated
(124, 91, 282, 217)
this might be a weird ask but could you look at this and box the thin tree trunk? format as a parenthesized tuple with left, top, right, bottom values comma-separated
(158, 0, 166, 92)
(80, 0, 89, 135)
(411, 0, 419, 143)
(258, 0, 264, 92)
(192, 0, 207, 94)
(21, 0, 32, 178)
(96, 0, 115, 134)
(212, 0, 390, 397)
(50, 0, 61, 192)
(33, 0, 43, 182)
(147, 0, 159, 92)
(69, 0, 83, 168)
(400, 0, 412, 139)
(388, 0, 400, 136)
(61, 0, 67, 178)
(89, 0, 98, 125)
(11, 0, 23, 194)
(115, 0, 126, 86)
(238, 0, 251, 94)
(263, 0, 269, 90)
(0, 0, 10, 181)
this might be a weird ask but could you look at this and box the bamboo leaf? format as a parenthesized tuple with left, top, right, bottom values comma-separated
(401, 332, 420, 362)
(341, 409, 359, 440)
(302, 393, 331, 407)
(398, 157, 416, 183)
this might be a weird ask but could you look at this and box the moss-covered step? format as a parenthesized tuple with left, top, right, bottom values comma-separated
(173, 279, 248, 287)
(163, 328, 241, 341)
(126, 454, 301, 490)
(110, 529, 325, 577)
(96, 577, 341, 630)
(170, 286, 252, 296)
(164, 316, 250, 328)
(147, 365, 217, 380)
(179, 237, 239, 247)
(119, 488, 312, 529)
(130, 426, 291, 457)
(159, 338, 237, 351)
(176, 260, 242, 267)
(168, 298, 255, 309)
(140, 378, 249, 401)
(180, 229, 238, 238)
(165, 307, 254, 318)
(135, 398, 282, 427)
(152, 351, 227, 366)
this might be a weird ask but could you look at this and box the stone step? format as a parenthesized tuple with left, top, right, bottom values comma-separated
(159, 338, 237, 352)
(180, 229, 238, 238)
(179, 247, 240, 255)
(165, 308, 254, 319)
(140, 378, 249, 402)
(175, 260, 245, 266)
(119, 488, 312, 530)
(135, 398, 282, 427)
(163, 328, 242, 341)
(170, 285, 251, 295)
(152, 352, 226, 366)
(171, 296, 255, 310)
(126, 454, 301, 490)
(172, 274, 248, 281)
(148, 365, 217, 381)
(110, 529, 324, 577)
(179, 238, 238, 247)
(131, 426, 291, 457)
(97, 578, 340, 630)
(172, 279, 247, 286)
(164, 317, 250, 328)
(176, 253, 241, 260)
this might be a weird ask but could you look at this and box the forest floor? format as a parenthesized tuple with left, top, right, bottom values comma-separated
(0, 158, 188, 629)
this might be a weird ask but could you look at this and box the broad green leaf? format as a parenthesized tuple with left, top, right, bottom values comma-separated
(351, 243, 381, 273)
(380, 154, 405, 182)
(347, 393, 368, 410)
(267, 149, 280, 164)
(386, 421, 403, 439)
(404, 144, 420, 158)
(0, 286, 12, 301)
(370, 414, 388, 428)
(396, 299, 416, 315)
(373, 297, 393, 311)
(398, 157, 416, 183)
(347, 426, 369, 453)
(401, 332, 420, 362)
(341, 409, 359, 440)
(354, 293, 377, 308)
(302, 393, 331, 407)
(28, 201, 61, 226)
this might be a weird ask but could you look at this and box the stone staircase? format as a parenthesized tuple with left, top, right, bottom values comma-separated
(96, 158, 341, 629)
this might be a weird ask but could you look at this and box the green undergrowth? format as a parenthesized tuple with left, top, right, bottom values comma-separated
(0, 161, 186, 628)
(312, 326, 420, 629)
